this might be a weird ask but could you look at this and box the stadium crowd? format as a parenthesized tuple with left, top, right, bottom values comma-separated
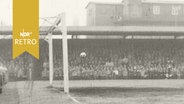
(64, 40, 184, 79)
(0, 39, 184, 80)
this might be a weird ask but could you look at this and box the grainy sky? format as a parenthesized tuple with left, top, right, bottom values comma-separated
(0, 0, 184, 26)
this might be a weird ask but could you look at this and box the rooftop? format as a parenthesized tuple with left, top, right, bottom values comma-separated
(141, 0, 184, 4)
(86, 0, 184, 9)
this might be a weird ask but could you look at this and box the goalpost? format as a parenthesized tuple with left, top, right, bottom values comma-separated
(0, 13, 69, 93)
(46, 13, 69, 93)
(61, 13, 69, 93)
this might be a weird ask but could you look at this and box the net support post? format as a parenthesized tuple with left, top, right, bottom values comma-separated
(48, 33, 53, 86)
(61, 13, 69, 93)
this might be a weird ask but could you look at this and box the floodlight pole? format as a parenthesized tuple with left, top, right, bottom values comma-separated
(61, 13, 69, 93)
(48, 33, 54, 86)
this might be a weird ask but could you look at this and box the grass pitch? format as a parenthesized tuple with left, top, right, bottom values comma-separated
(1, 80, 184, 104)
(59, 80, 184, 104)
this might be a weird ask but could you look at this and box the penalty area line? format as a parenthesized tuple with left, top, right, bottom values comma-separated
(68, 94, 83, 104)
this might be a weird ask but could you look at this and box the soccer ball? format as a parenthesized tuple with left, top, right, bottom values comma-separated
(80, 52, 86, 57)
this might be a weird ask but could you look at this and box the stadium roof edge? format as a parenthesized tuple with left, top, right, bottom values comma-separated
(1, 26, 184, 36)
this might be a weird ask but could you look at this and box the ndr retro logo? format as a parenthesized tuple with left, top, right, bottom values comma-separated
(14, 29, 37, 45)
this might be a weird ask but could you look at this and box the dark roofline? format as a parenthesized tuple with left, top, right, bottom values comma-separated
(1, 26, 184, 36)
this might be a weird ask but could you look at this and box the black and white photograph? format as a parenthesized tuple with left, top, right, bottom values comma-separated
(0, 0, 184, 104)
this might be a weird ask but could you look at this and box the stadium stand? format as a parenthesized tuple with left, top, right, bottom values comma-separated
(1, 39, 184, 80)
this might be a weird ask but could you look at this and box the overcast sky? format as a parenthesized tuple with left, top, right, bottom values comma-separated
(0, 0, 184, 26)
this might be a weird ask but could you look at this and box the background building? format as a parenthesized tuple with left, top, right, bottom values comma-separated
(86, 0, 184, 26)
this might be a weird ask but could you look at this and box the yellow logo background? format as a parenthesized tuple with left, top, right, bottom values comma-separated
(13, 0, 39, 59)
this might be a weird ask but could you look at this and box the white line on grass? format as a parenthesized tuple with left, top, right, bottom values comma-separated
(68, 94, 83, 104)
